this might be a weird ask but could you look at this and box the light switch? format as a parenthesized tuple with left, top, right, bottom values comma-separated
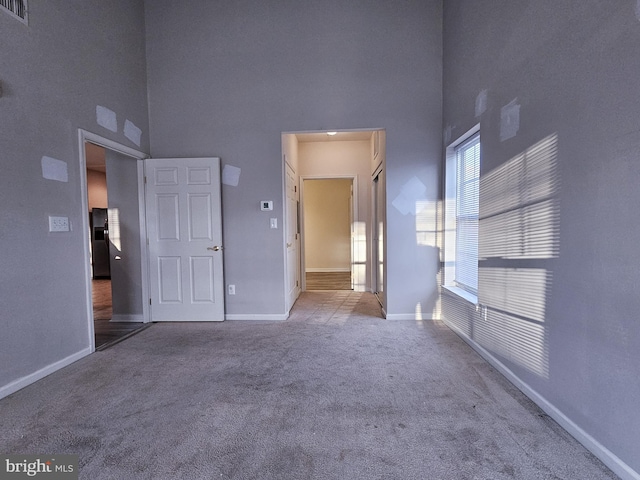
(270, 218, 277, 229)
(49, 216, 70, 232)
(261, 201, 273, 211)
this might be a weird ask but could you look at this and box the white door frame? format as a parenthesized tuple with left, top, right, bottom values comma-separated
(299, 175, 358, 291)
(77, 129, 150, 352)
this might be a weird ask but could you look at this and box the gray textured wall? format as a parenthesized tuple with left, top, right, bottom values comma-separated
(105, 150, 144, 320)
(0, 1, 149, 390)
(442, 0, 640, 475)
(144, 0, 443, 317)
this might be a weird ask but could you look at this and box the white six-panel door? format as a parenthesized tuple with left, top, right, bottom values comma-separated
(145, 158, 224, 321)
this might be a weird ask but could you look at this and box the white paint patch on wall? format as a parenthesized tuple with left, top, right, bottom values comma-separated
(41, 156, 68, 182)
(392, 176, 427, 216)
(222, 164, 241, 186)
(500, 99, 520, 141)
(475, 89, 488, 117)
(124, 119, 142, 146)
(96, 105, 117, 132)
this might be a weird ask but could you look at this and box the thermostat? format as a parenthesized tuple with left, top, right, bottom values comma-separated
(261, 201, 273, 211)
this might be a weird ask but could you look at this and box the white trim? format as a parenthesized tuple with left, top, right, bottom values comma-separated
(385, 313, 438, 321)
(305, 267, 351, 273)
(80, 130, 148, 159)
(78, 154, 96, 352)
(443, 123, 481, 293)
(0, 347, 91, 400)
(225, 313, 289, 321)
(78, 129, 150, 354)
(137, 159, 150, 324)
(441, 317, 640, 480)
(110, 314, 145, 323)
(447, 123, 480, 151)
(442, 285, 478, 305)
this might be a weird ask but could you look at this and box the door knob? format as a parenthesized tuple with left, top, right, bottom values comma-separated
(207, 246, 222, 251)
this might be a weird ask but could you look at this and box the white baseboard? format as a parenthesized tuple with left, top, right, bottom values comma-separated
(0, 347, 92, 400)
(385, 313, 437, 321)
(305, 268, 351, 273)
(110, 314, 144, 323)
(441, 317, 640, 480)
(225, 313, 289, 321)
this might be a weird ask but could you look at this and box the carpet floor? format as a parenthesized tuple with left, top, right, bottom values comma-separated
(0, 291, 616, 479)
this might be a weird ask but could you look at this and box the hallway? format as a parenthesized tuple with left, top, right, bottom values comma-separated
(0, 292, 615, 479)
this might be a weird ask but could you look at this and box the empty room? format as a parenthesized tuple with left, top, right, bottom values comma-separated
(1, 1, 638, 479)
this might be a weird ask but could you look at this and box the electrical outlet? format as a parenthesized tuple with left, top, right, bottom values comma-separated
(228, 284, 236, 295)
(49, 216, 70, 232)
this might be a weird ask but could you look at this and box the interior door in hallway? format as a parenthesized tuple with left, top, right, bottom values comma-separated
(285, 162, 300, 310)
(145, 157, 224, 321)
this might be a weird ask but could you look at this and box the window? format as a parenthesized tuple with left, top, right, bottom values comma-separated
(444, 126, 480, 300)
(1, 0, 27, 23)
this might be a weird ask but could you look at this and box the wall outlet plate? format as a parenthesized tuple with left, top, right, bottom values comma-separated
(260, 200, 273, 211)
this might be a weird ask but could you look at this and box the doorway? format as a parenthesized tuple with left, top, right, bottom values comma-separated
(302, 177, 354, 290)
(79, 130, 150, 351)
(282, 129, 384, 303)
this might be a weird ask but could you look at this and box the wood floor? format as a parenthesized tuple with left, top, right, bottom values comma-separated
(92, 279, 149, 350)
(305, 271, 352, 290)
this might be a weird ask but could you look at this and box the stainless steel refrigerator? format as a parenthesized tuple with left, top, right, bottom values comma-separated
(91, 208, 110, 278)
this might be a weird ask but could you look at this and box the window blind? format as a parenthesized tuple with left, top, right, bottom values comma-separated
(455, 134, 480, 293)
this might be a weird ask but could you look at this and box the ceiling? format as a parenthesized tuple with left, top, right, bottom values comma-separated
(85, 142, 106, 172)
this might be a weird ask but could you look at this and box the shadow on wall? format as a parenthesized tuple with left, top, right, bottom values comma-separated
(443, 133, 559, 380)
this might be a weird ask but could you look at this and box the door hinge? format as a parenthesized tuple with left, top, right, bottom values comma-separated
(296, 280, 299, 287)
(294, 185, 297, 192)
(149, 298, 152, 305)
(144, 176, 147, 184)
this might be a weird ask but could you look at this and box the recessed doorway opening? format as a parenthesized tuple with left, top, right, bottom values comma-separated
(302, 177, 354, 291)
(282, 128, 386, 312)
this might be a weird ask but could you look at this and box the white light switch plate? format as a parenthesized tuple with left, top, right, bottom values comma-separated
(49, 216, 70, 232)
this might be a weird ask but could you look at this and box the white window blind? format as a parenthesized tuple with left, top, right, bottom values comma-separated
(454, 134, 480, 293)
